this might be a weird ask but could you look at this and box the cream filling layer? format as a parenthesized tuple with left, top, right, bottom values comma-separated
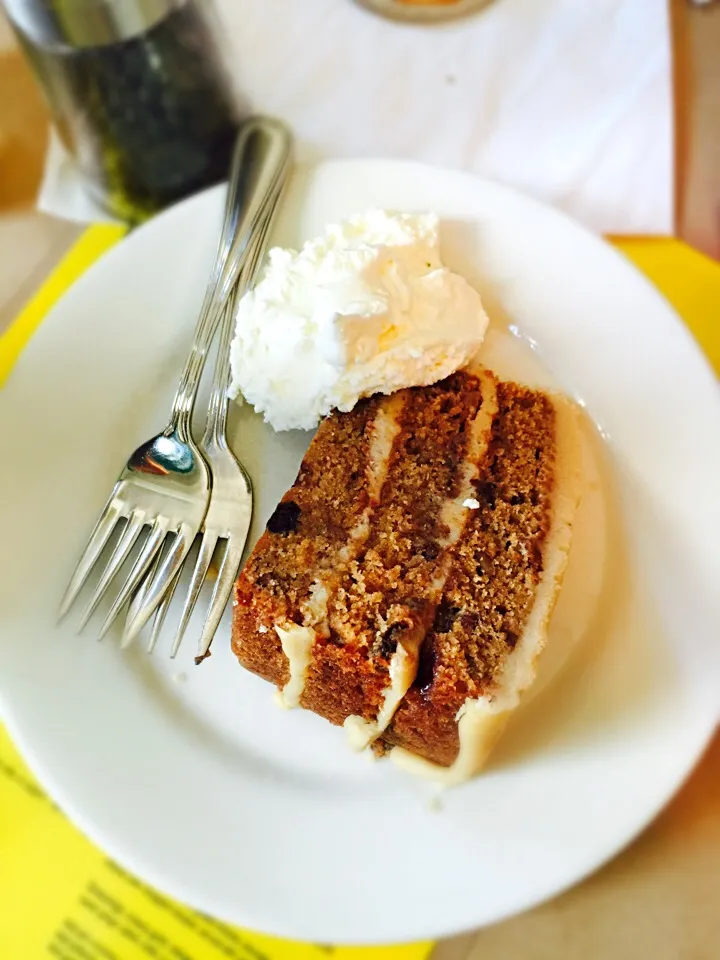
(437, 371, 499, 550)
(274, 622, 316, 709)
(344, 643, 415, 751)
(343, 371, 500, 750)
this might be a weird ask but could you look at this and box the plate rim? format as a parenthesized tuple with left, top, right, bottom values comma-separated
(3, 703, 719, 945)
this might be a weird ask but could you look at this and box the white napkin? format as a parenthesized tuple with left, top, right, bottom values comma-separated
(38, 0, 673, 235)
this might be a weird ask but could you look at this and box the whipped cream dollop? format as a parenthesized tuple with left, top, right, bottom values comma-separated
(229, 210, 489, 431)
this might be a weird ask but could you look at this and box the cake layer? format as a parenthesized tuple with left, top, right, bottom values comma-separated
(232, 397, 385, 696)
(382, 382, 558, 764)
(385, 387, 583, 783)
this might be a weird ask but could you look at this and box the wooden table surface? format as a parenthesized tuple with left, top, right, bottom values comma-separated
(1, 5, 718, 958)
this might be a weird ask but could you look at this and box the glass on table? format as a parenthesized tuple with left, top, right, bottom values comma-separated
(2, 0, 244, 223)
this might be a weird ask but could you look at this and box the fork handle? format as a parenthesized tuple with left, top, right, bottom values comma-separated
(203, 173, 287, 446)
(168, 116, 293, 439)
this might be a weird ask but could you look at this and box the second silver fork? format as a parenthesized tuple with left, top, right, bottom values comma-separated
(123, 175, 285, 660)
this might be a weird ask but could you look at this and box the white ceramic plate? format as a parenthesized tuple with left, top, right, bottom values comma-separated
(1, 161, 718, 945)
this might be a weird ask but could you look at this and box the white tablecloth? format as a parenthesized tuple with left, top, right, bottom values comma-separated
(40, 0, 673, 235)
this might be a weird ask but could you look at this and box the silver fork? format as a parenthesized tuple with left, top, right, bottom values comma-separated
(123, 184, 286, 660)
(58, 116, 293, 637)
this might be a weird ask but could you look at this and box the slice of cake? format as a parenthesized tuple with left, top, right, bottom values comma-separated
(232, 368, 583, 783)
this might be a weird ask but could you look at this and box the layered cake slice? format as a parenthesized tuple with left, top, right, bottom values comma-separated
(232, 369, 583, 783)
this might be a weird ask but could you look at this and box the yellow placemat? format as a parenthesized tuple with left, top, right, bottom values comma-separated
(0, 728, 428, 960)
(0, 228, 717, 960)
(0, 224, 127, 388)
(610, 236, 720, 375)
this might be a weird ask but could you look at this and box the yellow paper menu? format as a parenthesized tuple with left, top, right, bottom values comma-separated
(0, 726, 431, 960)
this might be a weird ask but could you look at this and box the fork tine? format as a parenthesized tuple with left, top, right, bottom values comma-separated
(97, 517, 169, 640)
(124, 546, 162, 631)
(195, 539, 245, 663)
(120, 548, 178, 651)
(119, 548, 164, 649)
(77, 510, 145, 631)
(122, 522, 196, 643)
(58, 498, 122, 621)
(169, 532, 218, 659)
(145, 571, 181, 653)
